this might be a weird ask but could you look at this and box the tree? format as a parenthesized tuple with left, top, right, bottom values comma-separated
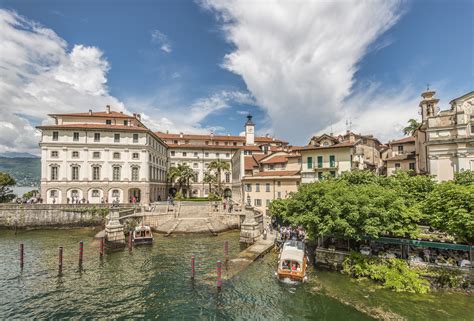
(454, 170, 474, 186)
(22, 189, 39, 200)
(167, 164, 197, 197)
(403, 119, 421, 136)
(424, 182, 474, 243)
(207, 159, 230, 196)
(0, 171, 16, 203)
(203, 171, 217, 195)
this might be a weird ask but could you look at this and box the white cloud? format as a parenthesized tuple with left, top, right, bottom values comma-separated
(151, 29, 172, 53)
(201, 0, 406, 144)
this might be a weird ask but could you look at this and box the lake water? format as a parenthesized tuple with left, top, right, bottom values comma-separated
(0, 229, 472, 320)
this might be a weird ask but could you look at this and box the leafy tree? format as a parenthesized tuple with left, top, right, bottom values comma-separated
(403, 118, 421, 136)
(0, 171, 16, 203)
(22, 189, 39, 199)
(203, 171, 217, 194)
(385, 171, 435, 205)
(207, 159, 230, 196)
(167, 164, 197, 197)
(454, 170, 474, 186)
(424, 182, 474, 243)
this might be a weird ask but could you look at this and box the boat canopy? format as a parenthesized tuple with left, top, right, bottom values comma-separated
(281, 241, 305, 263)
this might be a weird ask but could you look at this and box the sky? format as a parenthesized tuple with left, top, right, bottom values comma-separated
(0, 0, 472, 154)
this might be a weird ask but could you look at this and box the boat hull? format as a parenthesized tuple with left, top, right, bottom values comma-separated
(133, 237, 153, 245)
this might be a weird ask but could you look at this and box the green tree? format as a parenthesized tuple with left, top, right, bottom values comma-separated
(403, 118, 421, 136)
(167, 164, 197, 197)
(0, 171, 16, 203)
(22, 189, 39, 200)
(203, 171, 217, 195)
(424, 182, 474, 243)
(453, 170, 474, 186)
(207, 159, 230, 196)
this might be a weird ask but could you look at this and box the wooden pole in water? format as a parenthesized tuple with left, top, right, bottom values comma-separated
(79, 240, 84, 267)
(191, 255, 195, 280)
(216, 260, 222, 289)
(100, 237, 105, 257)
(224, 241, 229, 259)
(20, 243, 24, 270)
(58, 246, 63, 274)
(128, 232, 132, 250)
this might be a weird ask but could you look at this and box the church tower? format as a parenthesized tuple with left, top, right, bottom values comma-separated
(419, 89, 439, 123)
(245, 114, 255, 145)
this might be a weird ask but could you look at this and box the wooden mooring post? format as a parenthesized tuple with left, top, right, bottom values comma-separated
(216, 260, 222, 290)
(78, 241, 84, 268)
(58, 246, 63, 275)
(191, 255, 195, 280)
(19, 243, 24, 270)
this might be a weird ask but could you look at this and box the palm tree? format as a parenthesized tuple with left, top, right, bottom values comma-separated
(203, 171, 217, 195)
(403, 119, 421, 136)
(207, 159, 230, 196)
(167, 164, 197, 197)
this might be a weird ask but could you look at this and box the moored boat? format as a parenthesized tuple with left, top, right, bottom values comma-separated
(133, 225, 154, 245)
(277, 240, 307, 282)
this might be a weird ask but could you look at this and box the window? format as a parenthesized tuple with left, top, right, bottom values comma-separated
(133, 134, 139, 143)
(132, 153, 139, 160)
(395, 163, 401, 169)
(193, 163, 198, 168)
(185, 140, 189, 144)
(269, 164, 275, 170)
(225, 173, 230, 183)
(329, 155, 336, 168)
(233, 142, 237, 146)
(265, 183, 270, 192)
(51, 151, 58, 158)
(245, 184, 252, 192)
(317, 156, 323, 168)
(205, 152, 209, 157)
(398, 145, 404, 153)
(216, 153, 220, 158)
(92, 166, 100, 180)
(52, 131, 59, 141)
(92, 189, 100, 197)
(72, 151, 79, 158)
(106, 119, 112, 125)
(226, 153, 230, 158)
(266, 199, 270, 206)
(224, 142, 228, 146)
(112, 189, 120, 198)
(205, 141, 209, 145)
(277, 192, 281, 199)
(330, 171, 336, 177)
(215, 142, 219, 145)
(94, 133, 100, 142)
(114, 133, 120, 143)
(112, 166, 121, 181)
(409, 163, 415, 170)
(194, 152, 198, 157)
(93, 151, 100, 159)
(277, 181, 281, 186)
(183, 152, 187, 157)
(51, 166, 58, 181)
(254, 199, 262, 207)
(123, 120, 128, 126)
(256, 183, 260, 192)
(73, 132, 79, 141)
(113, 152, 120, 159)
(307, 156, 313, 169)
(317, 172, 323, 180)
(71, 166, 79, 181)
(131, 166, 139, 181)
(170, 151, 175, 156)
(50, 190, 58, 198)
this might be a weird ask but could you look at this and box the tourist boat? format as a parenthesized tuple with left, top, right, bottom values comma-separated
(132, 225, 154, 245)
(276, 240, 308, 282)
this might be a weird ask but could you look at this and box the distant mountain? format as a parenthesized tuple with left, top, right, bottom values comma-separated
(0, 152, 39, 158)
(0, 157, 41, 186)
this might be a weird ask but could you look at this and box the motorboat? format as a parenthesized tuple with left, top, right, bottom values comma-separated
(133, 225, 154, 245)
(276, 240, 307, 282)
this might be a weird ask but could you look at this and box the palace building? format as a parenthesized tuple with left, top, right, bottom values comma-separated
(37, 106, 168, 204)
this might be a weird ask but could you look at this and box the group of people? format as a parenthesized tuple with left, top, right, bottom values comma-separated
(279, 226, 306, 242)
(167, 195, 175, 206)
(222, 199, 234, 213)
(16, 197, 43, 204)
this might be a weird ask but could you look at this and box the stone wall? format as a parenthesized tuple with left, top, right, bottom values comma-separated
(0, 204, 115, 228)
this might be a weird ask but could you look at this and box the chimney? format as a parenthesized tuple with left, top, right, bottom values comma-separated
(106, 105, 111, 114)
(179, 132, 183, 138)
(136, 113, 141, 121)
(88, 109, 92, 115)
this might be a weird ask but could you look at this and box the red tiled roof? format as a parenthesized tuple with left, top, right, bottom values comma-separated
(253, 154, 267, 162)
(244, 156, 259, 170)
(390, 136, 415, 144)
(166, 144, 238, 150)
(246, 170, 300, 178)
(49, 111, 134, 119)
(293, 141, 355, 151)
(260, 155, 288, 164)
(155, 131, 288, 144)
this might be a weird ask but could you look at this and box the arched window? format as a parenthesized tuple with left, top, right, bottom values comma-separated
(113, 166, 121, 181)
(92, 189, 100, 197)
(112, 189, 120, 198)
(50, 190, 58, 198)
(225, 172, 230, 183)
(131, 166, 140, 181)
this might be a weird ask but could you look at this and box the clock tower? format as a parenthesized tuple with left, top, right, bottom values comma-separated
(245, 114, 255, 145)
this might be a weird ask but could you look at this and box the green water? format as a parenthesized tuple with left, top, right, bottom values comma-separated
(0, 229, 472, 320)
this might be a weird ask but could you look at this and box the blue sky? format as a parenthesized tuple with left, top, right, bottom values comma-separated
(0, 0, 472, 153)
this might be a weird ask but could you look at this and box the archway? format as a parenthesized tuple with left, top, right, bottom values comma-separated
(87, 188, 104, 204)
(108, 188, 123, 204)
(223, 188, 232, 199)
(128, 188, 141, 204)
(67, 188, 83, 204)
(168, 187, 177, 197)
(47, 189, 62, 204)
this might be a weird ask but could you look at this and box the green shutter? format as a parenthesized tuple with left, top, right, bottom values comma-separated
(317, 156, 323, 168)
(307, 157, 313, 169)
(329, 155, 335, 167)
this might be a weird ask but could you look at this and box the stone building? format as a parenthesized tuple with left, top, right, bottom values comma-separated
(156, 115, 288, 198)
(37, 106, 168, 204)
(415, 90, 474, 181)
(295, 132, 383, 183)
(384, 136, 416, 176)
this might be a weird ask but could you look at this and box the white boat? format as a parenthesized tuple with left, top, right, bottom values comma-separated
(277, 240, 308, 282)
(133, 225, 154, 245)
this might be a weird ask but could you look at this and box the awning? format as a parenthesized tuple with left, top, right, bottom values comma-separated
(369, 236, 473, 251)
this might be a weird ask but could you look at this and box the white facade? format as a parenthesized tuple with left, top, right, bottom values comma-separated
(37, 107, 168, 204)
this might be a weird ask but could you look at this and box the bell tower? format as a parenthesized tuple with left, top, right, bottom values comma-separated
(419, 88, 439, 123)
(245, 114, 255, 145)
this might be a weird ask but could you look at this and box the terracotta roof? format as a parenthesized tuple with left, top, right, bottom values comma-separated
(253, 154, 267, 162)
(36, 124, 149, 131)
(244, 156, 259, 170)
(166, 144, 238, 150)
(49, 111, 134, 119)
(260, 155, 288, 164)
(390, 136, 415, 144)
(247, 170, 300, 177)
(293, 141, 355, 151)
(155, 131, 288, 144)
(386, 153, 416, 161)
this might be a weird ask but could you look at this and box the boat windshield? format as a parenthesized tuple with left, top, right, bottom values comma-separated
(284, 240, 305, 251)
